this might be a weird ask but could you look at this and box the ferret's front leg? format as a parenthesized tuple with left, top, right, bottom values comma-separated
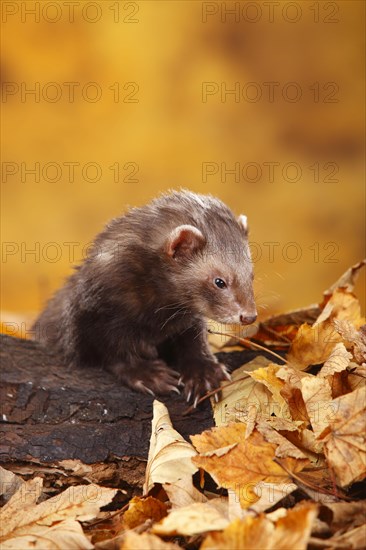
(169, 321, 230, 406)
(105, 341, 180, 396)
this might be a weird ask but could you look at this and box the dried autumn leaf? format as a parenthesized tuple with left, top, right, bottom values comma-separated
(323, 259, 366, 297)
(250, 482, 297, 514)
(322, 500, 366, 530)
(276, 364, 308, 389)
(208, 496, 233, 521)
(276, 365, 310, 424)
(320, 289, 364, 327)
(260, 305, 320, 330)
(152, 502, 229, 536)
(301, 376, 333, 439)
(207, 325, 248, 351)
(256, 261, 365, 347)
(256, 417, 315, 461)
(123, 496, 167, 529)
(57, 460, 94, 477)
(0, 480, 117, 543)
(316, 524, 366, 550)
(191, 423, 308, 508)
(0, 466, 25, 503)
(121, 531, 180, 550)
(0, 519, 93, 550)
(319, 387, 366, 486)
(287, 321, 341, 370)
(328, 370, 353, 399)
(225, 489, 246, 521)
(248, 363, 291, 421)
(163, 475, 207, 509)
(348, 364, 366, 392)
(313, 300, 334, 327)
(212, 356, 277, 430)
(256, 423, 307, 459)
(288, 282, 364, 371)
(200, 501, 317, 550)
(318, 342, 352, 378)
(333, 318, 360, 342)
(144, 400, 198, 494)
(291, 428, 325, 457)
(333, 319, 366, 364)
(201, 516, 273, 550)
(191, 422, 244, 455)
(260, 417, 303, 432)
(0, 477, 43, 534)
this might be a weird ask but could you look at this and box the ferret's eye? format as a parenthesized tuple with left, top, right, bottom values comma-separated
(214, 277, 227, 289)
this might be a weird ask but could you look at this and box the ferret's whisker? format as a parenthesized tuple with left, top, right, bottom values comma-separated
(161, 306, 188, 329)
(154, 300, 190, 314)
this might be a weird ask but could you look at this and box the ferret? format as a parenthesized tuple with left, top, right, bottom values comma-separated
(33, 190, 257, 406)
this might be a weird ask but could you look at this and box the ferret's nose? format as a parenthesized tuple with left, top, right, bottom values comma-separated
(240, 313, 257, 325)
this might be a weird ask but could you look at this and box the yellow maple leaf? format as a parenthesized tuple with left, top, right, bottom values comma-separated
(191, 424, 307, 508)
(123, 496, 167, 529)
(200, 501, 317, 550)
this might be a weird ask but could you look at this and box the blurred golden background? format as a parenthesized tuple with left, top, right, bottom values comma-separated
(1, 0, 365, 335)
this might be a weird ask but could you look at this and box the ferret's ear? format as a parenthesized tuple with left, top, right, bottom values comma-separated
(237, 214, 249, 237)
(165, 224, 205, 259)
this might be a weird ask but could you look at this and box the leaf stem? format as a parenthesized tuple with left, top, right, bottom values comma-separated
(208, 329, 288, 365)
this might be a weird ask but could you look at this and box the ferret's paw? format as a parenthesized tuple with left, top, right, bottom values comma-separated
(181, 361, 231, 407)
(108, 359, 180, 396)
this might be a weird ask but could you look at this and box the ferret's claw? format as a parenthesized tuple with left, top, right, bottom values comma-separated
(178, 377, 185, 387)
(193, 396, 199, 408)
(223, 368, 231, 381)
(139, 383, 155, 397)
(214, 392, 219, 403)
(205, 380, 213, 392)
(171, 369, 181, 377)
(186, 390, 192, 402)
(172, 387, 181, 395)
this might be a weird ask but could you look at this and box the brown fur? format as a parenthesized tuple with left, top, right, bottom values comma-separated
(32, 190, 256, 403)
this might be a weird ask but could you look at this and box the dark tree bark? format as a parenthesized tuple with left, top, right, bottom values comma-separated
(0, 334, 282, 488)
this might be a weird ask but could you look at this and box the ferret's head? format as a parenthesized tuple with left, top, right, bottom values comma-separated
(165, 215, 257, 326)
